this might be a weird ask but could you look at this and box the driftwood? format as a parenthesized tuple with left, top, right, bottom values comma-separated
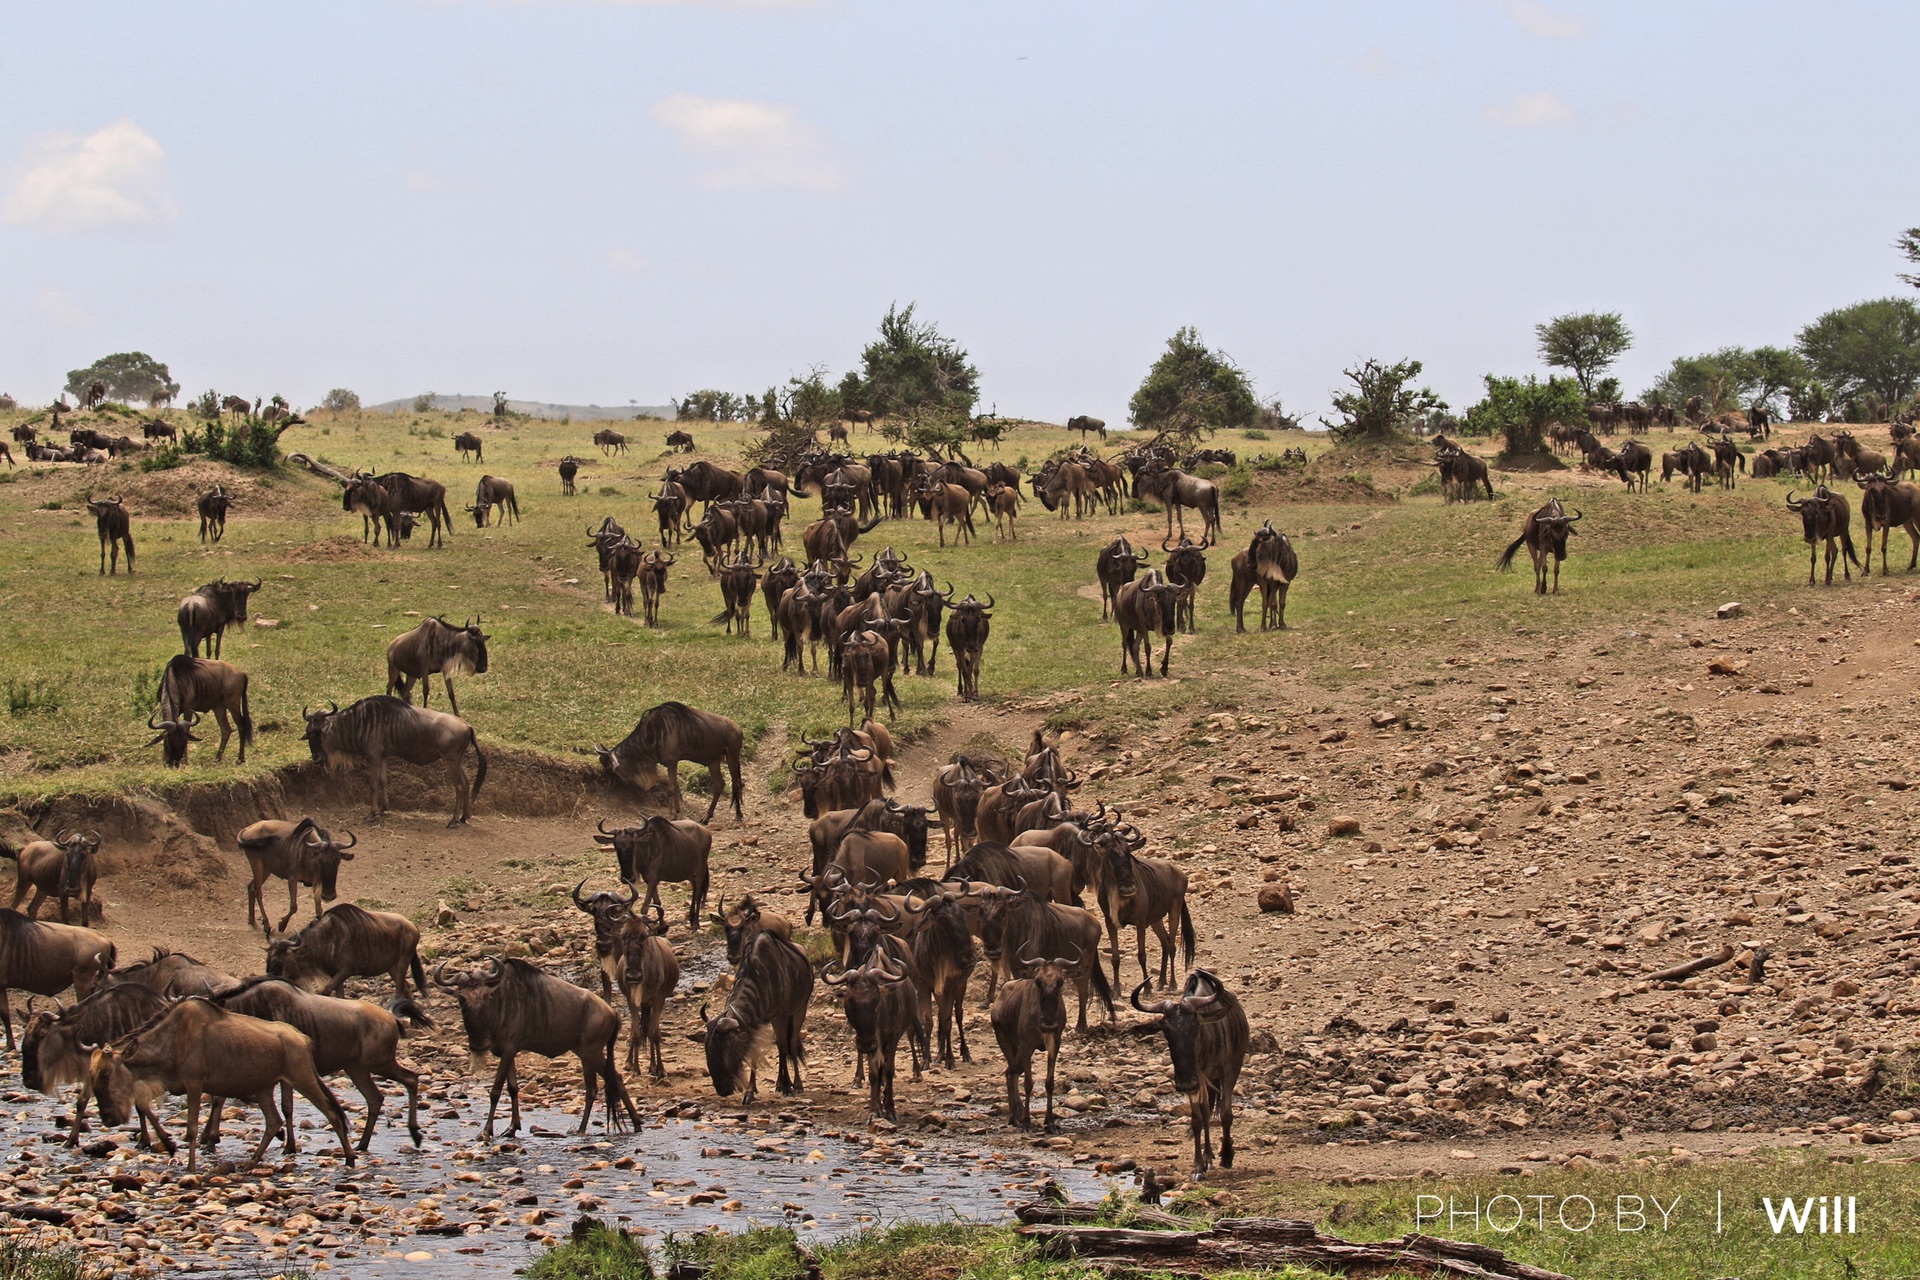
(1016, 1210, 1571, 1280)
(1646, 943, 1735, 984)
(285, 453, 355, 486)
(1017, 1201, 1199, 1229)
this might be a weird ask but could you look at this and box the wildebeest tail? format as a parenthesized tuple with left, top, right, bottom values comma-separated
(469, 731, 488, 799)
(388, 996, 434, 1031)
(1496, 533, 1527, 573)
(1179, 897, 1196, 971)
(1480, 473, 1494, 499)
(710, 608, 733, 625)
(409, 946, 429, 998)
(1841, 527, 1861, 567)
(437, 496, 454, 537)
(1090, 954, 1116, 1014)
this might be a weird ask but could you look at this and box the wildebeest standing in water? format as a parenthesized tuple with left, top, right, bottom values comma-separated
(434, 956, 640, 1139)
(85, 496, 133, 575)
(197, 484, 231, 542)
(1496, 498, 1580, 595)
(178, 576, 261, 657)
(1228, 521, 1297, 631)
(696, 929, 813, 1102)
(595, 702, 744, 822)
(267, 902, 428, 998)
(1133, 969, 1250, 1176)
(1787, 487, 1860, 586)
(303, 695, 488, 825)
(20, 983, 168, 1148)
(386, 615, 490, 717)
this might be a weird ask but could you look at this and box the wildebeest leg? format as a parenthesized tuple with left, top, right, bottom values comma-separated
(368, 757, 389, 818)
(1808, 539, 1817, 587)
(779, 1015, 804, 1094)
(1042, 1032, 1060, 1133)
(444, 678, 459, 718)
(23, 887, 45, 920)
(343, 1067, 384, 1151)
(1216, 1077, 1236, 1168)
(704, 761, 724, 823)
(277, 879, 301, 933)
(577, 1050, 600, 1135)
(1190, 1092, 1212, 1175)
(321, 967, 352, 996)
(387, 1059, 423, 1147)
(1006, 1057, 1029, 1129)
(1158, 631, 1172, 677)
(0, 990, 12, 1050)
(448, 758, 472, 826)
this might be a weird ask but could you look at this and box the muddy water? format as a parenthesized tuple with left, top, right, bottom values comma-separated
(0, 1086, 1111, 1276)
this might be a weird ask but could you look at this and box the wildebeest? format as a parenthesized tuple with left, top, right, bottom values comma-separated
(3, 830, 100, 926)
(1713, 438, 1746, 489)
(141, 419, 176, 441)
(145, 705, 201, 768)
(20, 983, 167, 1147)
(454, 430, 484, 462)
(1113, 568, 1184, 677)
(902, 883, 977, 1067)
(435, 956, 640, 1138)
(267, 902, 428, 998)
(1136, 466, 1222, 542)
(592, 815, 713, 928)
(1605, 441, 1652, 493)
(154, 653, 252, 764)
(344, 474, 399, 545)
(197, 484, 231, 542)
(1095, 827, 1194, 990)
(1496, 498, 1580, 595)
(177, 576, 260, 658)
(594, 702, 744, 822)
(1133, 970, 1250, 1176)
(695, 930, 813, 1102)
(1095, 536, 1147, 621)
(985, 482, 1021, 540)
(991, 949, 1074, 1131)
(1228, 521, 1298, 632)
(714, 551, 761, 636)
(1066, 415, 1107, 440)
(712, 895, 793, 967)
(559, 455, 581, 495)
(303, 696, 487, 825)
(372, 471, 455, 548)
(0, 909, 113, 1049)
(238, 818, 357, 935)
(386, 615, 490, 716)
(824, 954, 919, 1122)
(1434, 447, 1493, 502)
(931, 753, 1002, 866)
(1161, 535, 1208, 633)
(618, 904, 679, 1078)
(653, 480, 690, 546)
(945, 593, 993, 702)
(1787, 487, 1860, 585)
(974, 886, 1114, 1031)
(105, 946, 237, 999)
(594, 428, 628, 455)
(468, 475, 519, 526)
(588, 517, 630, 601)
(87, 996, 357, 1171)
(949, 839, 1075, 906)
(638, 549, 675, 627)
(1858, 472, 1920, 575)
(665, 429, 696, 452)
(85, 496, 134, 575)
(839, 626, 901, 724)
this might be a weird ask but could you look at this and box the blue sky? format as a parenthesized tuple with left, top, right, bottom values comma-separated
(3, 1, 1915, 423)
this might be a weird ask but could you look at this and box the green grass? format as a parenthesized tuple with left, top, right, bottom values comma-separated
(0, 1241, 115, 1280)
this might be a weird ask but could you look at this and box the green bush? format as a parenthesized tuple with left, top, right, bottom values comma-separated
(529, 1220, 654, 1280)
(1242, 427, 1270, 440)
(150, 418, 283, 471)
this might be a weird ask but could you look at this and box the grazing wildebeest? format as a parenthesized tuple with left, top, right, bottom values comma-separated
(1095, 536, 1147, 621)
(1162, 535, 1208, 633)
(454, 430, 483, 463)
(3, 830, 100, 926)
(178, 576, 261, 658)
(303, 696, 488, 825)
(20, 984, 168, 1147)
(1496, 497, 1581, 594)
(1094, 826, 1194, 991)
(238, 818, 357, 934)
(991, 949, 1074, 1131)
(824, 954, 919, 1121)
(1787, 487, 1861, 585)
(974, 886, 1114, 1031)
(85, 496, 134, 574)
(87, 997, 356, 1171)
(1134, 970, 1250, 1175)
(945, 593, 993, 702)
(695, 930, 813, 1102)
(1034, 458, 1097, 519)
(665, 429, 696, 452)
(1221, 521, 1297, 633)
(154, 654, 252, 763)
(592, 815, 713, 928)
(0, 909, 113, 1049)
(559, 455, 581, 495)
(434, 957, 640, 1139)
(594, 428, 629, 455)
(1136, 466, 1222, 541)
(468, 475, 519, 526)
(344, 475, 399, 545)
(197, 484, 231, 542)
(1858, 472, 1920, 575)
(1113, 569, 1184, 677)
(595, 702, 744, 822)
(1066, 415, 1107, 440)
(386, 615, 490, 716)
(372, 471, 454, 548)
(267, 902, 427, 998)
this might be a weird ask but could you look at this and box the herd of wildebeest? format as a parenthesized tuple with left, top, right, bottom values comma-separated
(3, 404, 1919, 1185)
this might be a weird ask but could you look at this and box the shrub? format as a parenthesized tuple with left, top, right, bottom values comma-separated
(5, 679, 60, 716)
(1242, 427, 1270, 440)
(411, 392, 436, 413)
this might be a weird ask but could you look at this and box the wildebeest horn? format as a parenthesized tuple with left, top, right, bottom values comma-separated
(872, 896, 900, 924)
(821, 963, 850, 985)
(335, 829, 357, 851)
(1132, 981, 1177, 1014)
(618, 880, 639, 905)
(432, 961, 462, 990)
(874, 955, 907, 983)
(1785, 492, 1803, 510)
(327, 700, 338, 713)
(147, 707, 165, 729)
(572, 879, 592, 910)
(981, 592, 994, 610)
(596, 816, 619, 834)
(1567, 508, 1584, 522)
(481, 956, 503, 981)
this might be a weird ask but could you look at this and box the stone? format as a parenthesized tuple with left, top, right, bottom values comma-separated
(1328, 815, 1362, 837)
(1257, 885, 1294, 914)
(1716, 602, 1743, 619)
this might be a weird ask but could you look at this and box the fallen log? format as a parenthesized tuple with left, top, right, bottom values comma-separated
(1646, 943, 1735, 984)
(285, 452, 356, 486)
(1015, 1202, 1199, 1229)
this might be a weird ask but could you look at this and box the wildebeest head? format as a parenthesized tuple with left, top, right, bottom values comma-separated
(1016, 943, 1074, 1035)
(972, 884, 1030, 964)
(1133, 969, 1232, 1096)
(466, 499, 491, 527)
(301, 700, 340, 762)
(51, 830, 100, 897)
(712, 895, 767, 965)
(433, 958, 508, 1071)
(572, 877, 638, 952)
(1097, 823, 1150, 898)
(294, 818, 357, 902)
(434, 615, 492, 675)
(146, 707, 201, 766)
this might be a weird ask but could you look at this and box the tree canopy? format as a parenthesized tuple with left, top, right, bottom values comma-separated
(1899, 226, 1920, 290)
(319, 388, 361, 413)
(838, 303, 979, 426)
(1462, 374, 1585, 457)
(64, 352, 178, 406)
(1643, 345, 1814, 417)
(1535, 313, 1633, 398)
(1796, 298, 1920, 412)
(1323, 358, 1445, 442)
(1128, 327, 1258, 440)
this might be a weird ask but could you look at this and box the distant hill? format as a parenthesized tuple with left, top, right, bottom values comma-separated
(370, 395, 674, 421)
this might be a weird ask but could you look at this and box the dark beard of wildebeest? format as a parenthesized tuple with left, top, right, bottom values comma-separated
(467, 474, 519, 526)
(1113, 568, 1184, 677)
(696, 929, 813, 1103)
(1605, 441, 1653, 493)
(1094, 825, 1195, 991)
(85, 996, 358, 1172)
(1135, 465, 1223, 541)
(1858, 472, 1920, 575)
(204, 976, 429, 1152)
(238, 817, 357, 935)
(714, 550, 763, 636)
(266, 902, 428, 999)
(1227, 520, 1297, 631)
(177, 576, 261, 658)
(302, 696, 488, 825)
(84, 496, 134, 575)
(823, 953, 920, 1122)
(1496, 498, 1581, 595)
(945, 593, 993, 702)
(454, 430, 483, 463)
(433, 956, 641, 1140)
(595, 702, 744, 822)
(592, 815, 713, 929)
(973, 884, 1116, 1031)
(20, 983, 167, 1148)
(559, 455, 580, 496)
(1160, 536, 1208, 633)
(901, 884, 978, 1067)
(197, 484, 231, 542)
(153, 652, 254, 763)
(1134, 969, 1251, 1176)
(4, 830, 100, 927)
(343, 476, 400, 546)
(1787, 487, 1862, 586)
(990, 951, 1073, 1132)
(0, 908, 114, 1049)
(371, 471, 454, 548)
(1095, 535, 1146, 621)
(932, 752, 1005, 866)
(386, 615, 491, 716)
(594, 428, 628, 455)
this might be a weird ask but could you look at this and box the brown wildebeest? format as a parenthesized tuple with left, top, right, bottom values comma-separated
(559, 455, 581, 495)
(715, 550, 761, 636)
(638, 549, 675, 627)
(238, 818, 357, 934)
(1605, 441, 1653, 493)
(158, 653, 253, 763)
(267, 902, 427, 998)
(595, 702, 744, 821)
(344, 474, 399, 545)
(932, 753, 1003, 866)
(178, 576, 260, 658)
(902, 883, 977, 1067)
(594, 428, 628, 455)
(711, 894, 793, 967)
(1858, 472, 1920, 574)
(593, 815, 713, 928)
(0, 909, 113, 1049)
(913, 476, 977, 546)
(695, 929, 813, 1102)
(372, 471, 455, 548)
(435, 957, 641, 1139)
(1094, 824, 1194, 991)
(386, 615, 490, 716)
(4, 830, 100, 926)
(1136, 466, 1222, 541)
(197, 484, 231, 542)
(1095, 535, 1147, 621)
(1162, 535, 1208, 633)
(21, 983, 168, 1147)
(1228, 520, 1298, 631)
(572, 878, 640, 998)
(1496, 497, 1581, 595)
(145, 706, 202, 769)
(825, 953, 919, 1122)
(1113, 569, 1184, 677)
(985, 482, 1021, 540)
(587, 516, 629, 599)
(1034, 458, 1097, 519)
(945, 593, 992, 702)
(840, 626, 901, 724)
(1133, 969, 1250, 1176)
(665, 429, 696, 452)
(1787, 487, 1860, 585)
(974, 885, 1113, 1031)
(468, 474, 519, 526)
(85, 496, 134, 574)
(618, 905, 679, 1078)
(87, 996, 357, 1171)
(653, 480, 690, 546)
(1713, 438, 1746, 489)
(1066, 415, 1106, 440)
(303, 696, 487, 825)
(454, 430, 483, 462)
(1434, 447, 1493, 502)
(990, 948, 1074, 1131)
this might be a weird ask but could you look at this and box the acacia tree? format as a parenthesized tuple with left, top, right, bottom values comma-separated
(65, 352, 178, 405)
(1536, 313, 1633, 398)
(1323, 358, 1444, 442)
(1129, 327, 1258, 442)
(838, 303, 979, 428)
(320, 388, 361, 413)
(1797, 298, 1920, 411)
(1899, 226, 1920, 289)
(1463, 374, 1585, 457)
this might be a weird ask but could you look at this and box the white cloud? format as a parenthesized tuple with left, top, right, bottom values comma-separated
(1502, 0, 1592, 39)
(650, 92, 846, 191)
(607, 247, 647, 275)
(30, 285, 96, 328)
(2, 119, 176, 234)
(1480, 91, 1578, 129)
